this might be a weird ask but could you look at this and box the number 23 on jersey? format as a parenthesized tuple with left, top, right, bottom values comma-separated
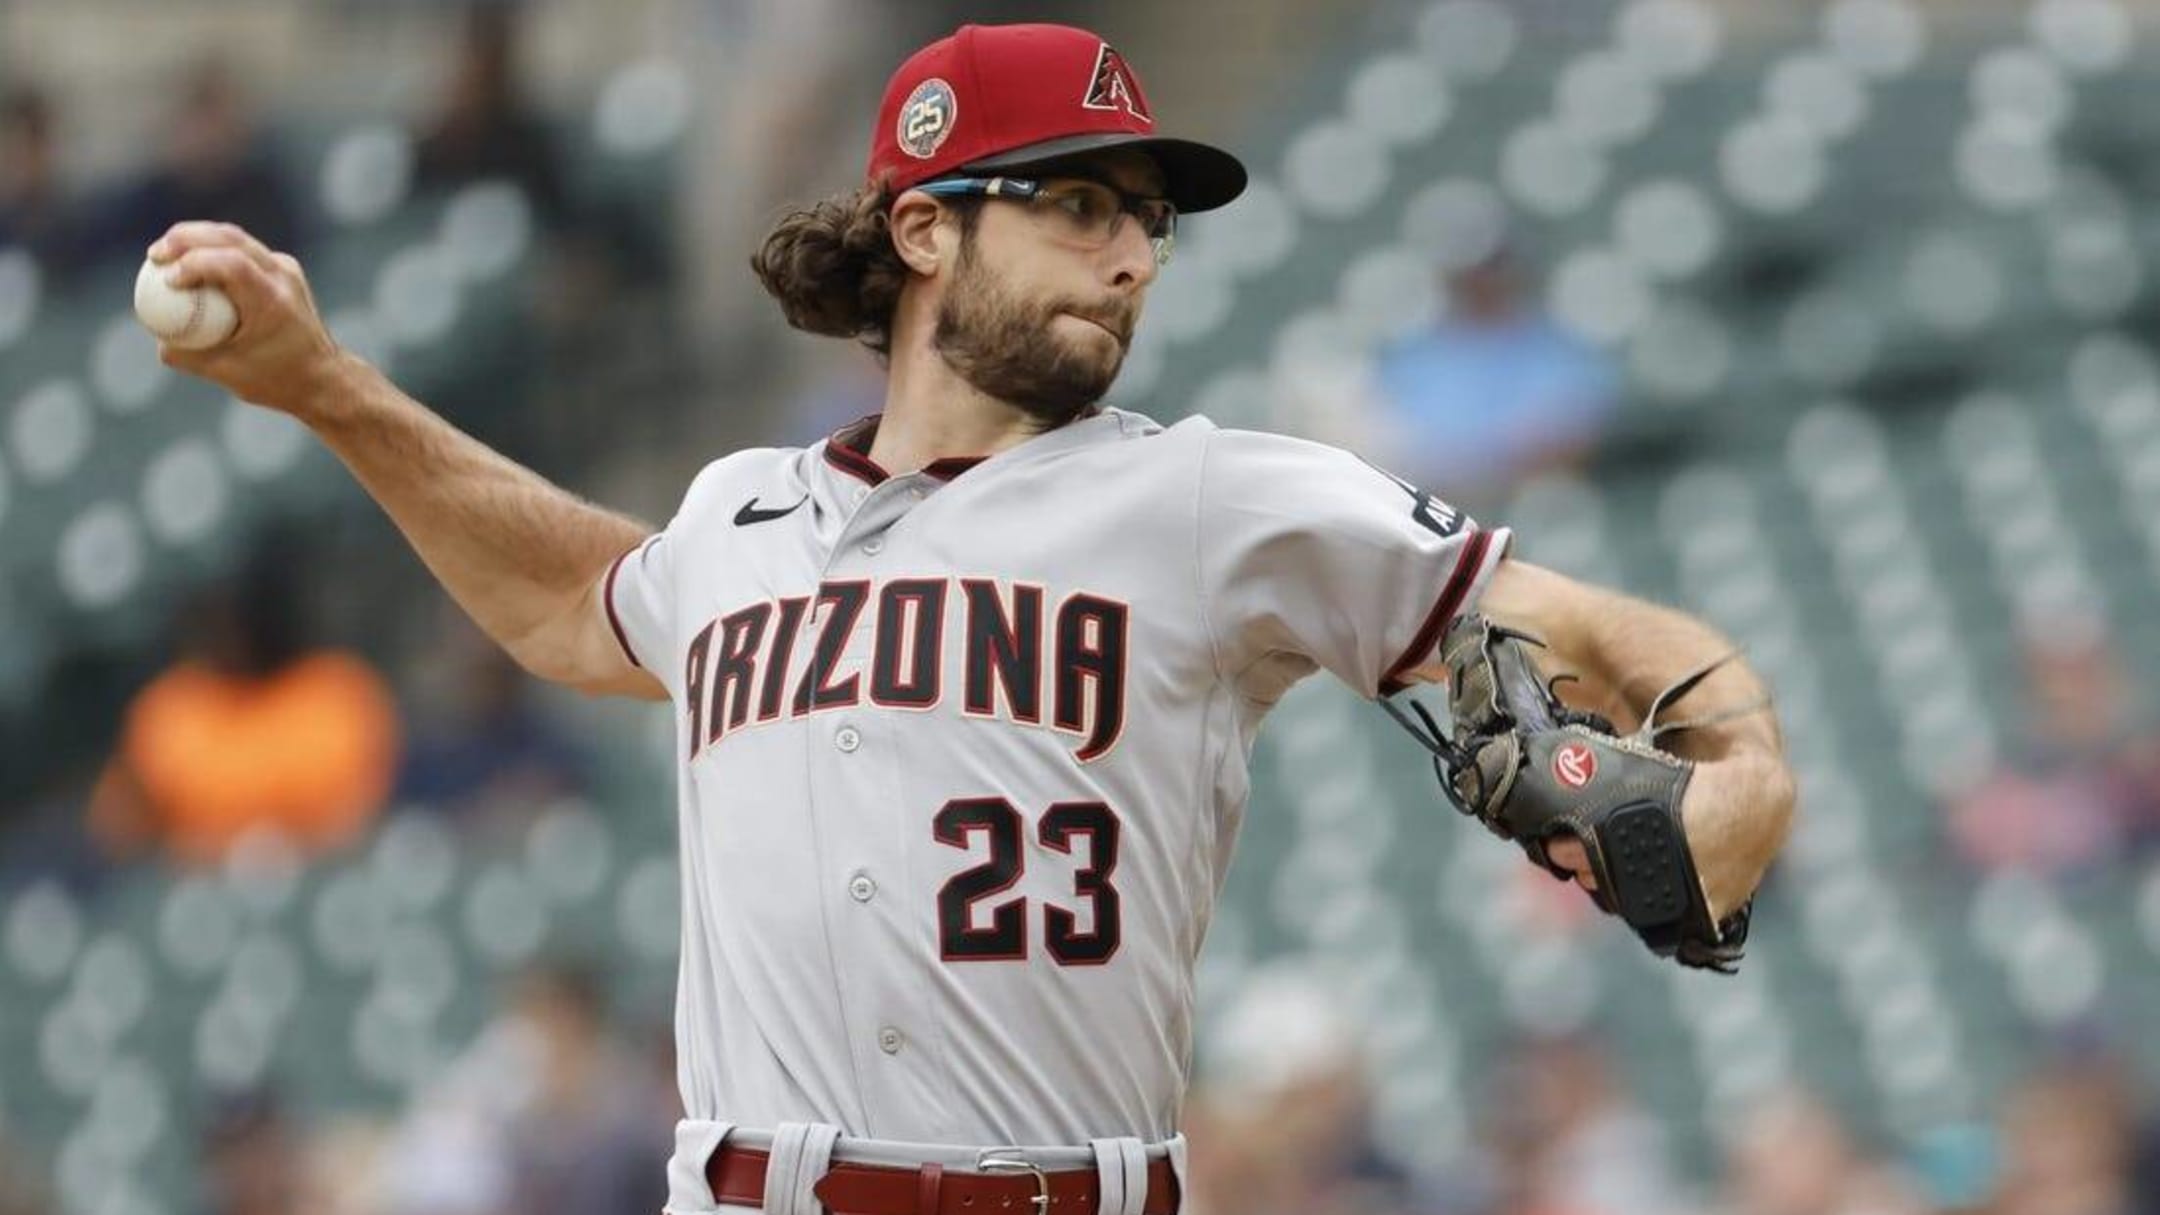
(935, 797, 1121, 965)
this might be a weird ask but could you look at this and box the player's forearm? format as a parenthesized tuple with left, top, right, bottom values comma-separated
(1557, 584, 1797, 911)
(1570, 591, 1782, 761)
(292, 352, 651, 663)
(1484, 562, 1782, 761)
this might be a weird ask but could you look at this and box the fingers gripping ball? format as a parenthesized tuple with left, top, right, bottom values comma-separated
(134, 256, 239, 350)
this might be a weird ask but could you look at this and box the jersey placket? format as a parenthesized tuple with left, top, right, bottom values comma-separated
(809, 471, 948, 1134)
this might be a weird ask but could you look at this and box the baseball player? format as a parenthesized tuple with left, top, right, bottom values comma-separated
(148, 22, 1796, 1215)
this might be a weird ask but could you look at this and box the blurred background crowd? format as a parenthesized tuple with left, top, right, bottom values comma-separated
(5, 0, 2160, 1213)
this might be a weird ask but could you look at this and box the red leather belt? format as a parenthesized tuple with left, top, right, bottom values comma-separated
(706, 1144, 1179, 1215)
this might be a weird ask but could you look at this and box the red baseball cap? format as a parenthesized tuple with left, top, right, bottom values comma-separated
(866, 23, 1247, 214)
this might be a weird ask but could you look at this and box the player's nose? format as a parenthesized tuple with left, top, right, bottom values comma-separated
(1103, 220, 1160, 292)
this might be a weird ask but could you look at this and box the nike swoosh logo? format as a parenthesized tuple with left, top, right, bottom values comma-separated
(734, 495, 809, 526)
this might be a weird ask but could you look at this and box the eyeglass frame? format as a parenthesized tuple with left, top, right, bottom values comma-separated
(913, 172, 1178, 266)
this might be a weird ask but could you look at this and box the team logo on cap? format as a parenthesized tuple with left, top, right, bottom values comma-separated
(1082, 43, 1151, 124)
(898, 77, 958, 160)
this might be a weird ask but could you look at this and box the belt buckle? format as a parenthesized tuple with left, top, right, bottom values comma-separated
(976, 1149, 1050, 1214)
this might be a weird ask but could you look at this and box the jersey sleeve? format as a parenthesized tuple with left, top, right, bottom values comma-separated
(603, 531, 671, 679)
(1196, 427, 1512, 697)
(599, 460, 736, 700)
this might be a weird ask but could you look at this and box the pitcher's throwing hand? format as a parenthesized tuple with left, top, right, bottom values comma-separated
(142, 222, 344, 413)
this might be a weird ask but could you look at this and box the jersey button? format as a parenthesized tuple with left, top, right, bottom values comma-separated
(861, 537, 885, 556)
(878, 1027, 904, 1054)
(835, 725, 861, 753)
(848, 873, 877, 902)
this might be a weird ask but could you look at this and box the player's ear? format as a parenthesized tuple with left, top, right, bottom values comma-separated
(889, 190, 948, 277)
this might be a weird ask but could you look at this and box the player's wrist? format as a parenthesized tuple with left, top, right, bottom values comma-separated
(1680, 755, 1792, 914)
(287, 347, 376, 431)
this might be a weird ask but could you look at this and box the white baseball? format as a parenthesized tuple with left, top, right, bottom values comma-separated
(134, 256, 239, 350)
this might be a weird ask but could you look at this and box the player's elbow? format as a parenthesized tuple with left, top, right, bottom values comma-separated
(498, 632, 583, 688)
(504, 641, 665, 701)
(495, 580, 665, 699)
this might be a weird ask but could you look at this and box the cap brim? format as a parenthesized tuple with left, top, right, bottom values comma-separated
(964, 133, 1248, 214)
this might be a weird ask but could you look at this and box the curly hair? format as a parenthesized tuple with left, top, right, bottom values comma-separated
(751, 184, 979, 359)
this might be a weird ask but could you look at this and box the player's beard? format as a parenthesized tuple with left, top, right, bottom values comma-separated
(933, 243, 1134, 430)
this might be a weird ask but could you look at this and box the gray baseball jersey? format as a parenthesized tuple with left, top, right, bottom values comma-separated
(603, 407, 1509, 1156)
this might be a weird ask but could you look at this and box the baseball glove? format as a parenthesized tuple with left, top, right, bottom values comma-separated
(1382, 613, 1763, 972)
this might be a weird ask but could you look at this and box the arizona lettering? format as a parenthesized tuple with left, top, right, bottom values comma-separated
(685, 578, 1128, 763)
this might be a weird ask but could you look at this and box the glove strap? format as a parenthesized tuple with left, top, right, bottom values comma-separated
(1378, 694, 1447, 758)
(1379, 695, 1497, 814)
(1578, 797, 1750, 973)
(1626, 651, 1773, 748)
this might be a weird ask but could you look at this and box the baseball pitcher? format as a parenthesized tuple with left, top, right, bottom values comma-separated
(148, 22, 1795, 1215)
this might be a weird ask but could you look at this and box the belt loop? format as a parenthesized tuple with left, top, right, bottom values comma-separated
(764, 1121, 841, 1215)
(1165, 1135, 1189, 1214)
(916, 1162, 945, 1215)
(1086, 1138, 1147, 1215)
(669, 1120, 734, 1212)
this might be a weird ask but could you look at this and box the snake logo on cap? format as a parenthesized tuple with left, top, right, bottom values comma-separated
(1082, 43, 1150, 124)
(897, 78, 958, 160)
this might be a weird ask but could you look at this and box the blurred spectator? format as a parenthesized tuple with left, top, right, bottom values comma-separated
(201, 1089, 311, 1215)
(0, 758, 109, 893)
(306, 1116, 398, 1215)
(1906, 1121, 1997, 1215)
(408, 5, 626, 477)
(1370, 249, 1619, 507)
(0, 84, 80, 269)
(1944, 621, 2160, 879)
(87, 532, 401, 866)
(1185, 964, 1425, 1215)
(377, 1095, 512, 1215)
(92, 57, 302, 260)
(1986, 1057, 2142, 1215)
(413, 4, 568, 226)
(395, 604, 585, 832)
(1717, 1088, 1923, 1215)
(376, 959, 668, 1215)
(499, 963, 670, 1215)
(0, 1131, 53, 1215)
(1481, 1033, 1695, 1215)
